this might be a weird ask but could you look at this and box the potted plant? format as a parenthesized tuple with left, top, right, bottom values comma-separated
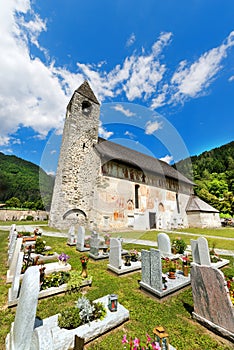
(168, 260, 176, 279)
(58, 252, 70, 265)
(104, 233, 111, 245)
(129, 249, 140, 262)
(171, 237, 187, 254)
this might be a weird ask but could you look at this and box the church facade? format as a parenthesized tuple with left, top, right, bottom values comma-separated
(49, 81, 221, 231)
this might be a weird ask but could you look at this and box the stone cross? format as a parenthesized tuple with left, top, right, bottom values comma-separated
(109, 238, 121, 269)
(191, 237, 211, 266)
(157, 232, 171, 255)
(67, 225, 76, 245)
(76, 226, 85, 251)
(190, 263, 234, 341)
(6, 266, 40, 350)
(90, 231, 100, 256)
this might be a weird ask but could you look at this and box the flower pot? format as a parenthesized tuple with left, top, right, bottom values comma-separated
(183, 265, 189, 277)
(168, 271, 176, 279)
(81, 265, 88, 278)
(105, 239, 110, 245)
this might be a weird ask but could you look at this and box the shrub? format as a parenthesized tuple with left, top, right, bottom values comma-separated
(172, 237, 187, 254)
(35, 237, 46, 254)
(58, 307, 82, 330)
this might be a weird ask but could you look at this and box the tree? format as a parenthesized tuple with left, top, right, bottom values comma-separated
(5, 197, 21, 208)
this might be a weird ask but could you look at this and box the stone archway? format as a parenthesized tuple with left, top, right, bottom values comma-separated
(62, 208, 87, 220)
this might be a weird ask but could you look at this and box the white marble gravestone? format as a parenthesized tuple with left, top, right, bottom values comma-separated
(10, 252, 24, 301)
(157, 233, 171, 254)
(76, 226, 89, 252)
(90, 231, 100, 256)
(109, 238, 121, 269)
(190, 263, 234, 342)
(6, 266, 40, 350)
(191, 237, 211, 266)
(8, 228, 18, 266)
(7, 238, 23, 283)
(67, 226, 76, 246)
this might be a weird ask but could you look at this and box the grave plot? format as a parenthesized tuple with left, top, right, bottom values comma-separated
(190, 263, 234, 342)
(6, 266, 129, 350)
(89, 231, 127, 260)
(191, 237, 229, 269)
(8, 266, 92, 307)
(157, 232, 182, 259)
(139, 249, 190, 298)
(6, 238, 71, 283)
(107, 238, 141, 275)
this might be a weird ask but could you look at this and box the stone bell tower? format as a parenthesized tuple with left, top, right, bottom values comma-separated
(49, 81, 101, 230)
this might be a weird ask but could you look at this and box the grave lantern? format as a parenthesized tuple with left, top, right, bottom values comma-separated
(108, 294, 118, 312)
(153, 326, 169, 350)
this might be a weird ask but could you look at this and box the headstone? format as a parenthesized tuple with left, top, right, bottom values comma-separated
(76, 226, 85, 251)
(90, 231, 99, 256)
(7, 238, 23, 283)
(10, 252, 24, 300)
(150, 249, 162, 290)
(190, 239, 200, 264)
(8, 224, 16, 244)
(141, 250, 151, 285)
(191, 237, 211, 266)
(8, 229, 18, 265)
(197, 237, 211, 266)
(191, 263, 234, 341)
(157, 232, 171, 254)
(6, 266, 40, 350)
(109, 238, 121, 269)
(67, 225, 76, 245)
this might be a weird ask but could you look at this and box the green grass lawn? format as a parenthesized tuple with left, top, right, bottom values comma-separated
(0, 229, 234, 350)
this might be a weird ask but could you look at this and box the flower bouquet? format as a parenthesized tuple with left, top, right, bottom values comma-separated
(58, 252, 70, 265)
(129, 249, 140, 262)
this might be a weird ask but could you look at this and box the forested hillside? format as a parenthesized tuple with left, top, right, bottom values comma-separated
(0, 152, 54, 210)
(175, 141, 234, 216)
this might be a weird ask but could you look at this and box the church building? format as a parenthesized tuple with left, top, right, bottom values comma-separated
(49, 81, 221, 231)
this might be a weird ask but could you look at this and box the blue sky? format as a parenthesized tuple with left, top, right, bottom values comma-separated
(0, 0, 233, 175)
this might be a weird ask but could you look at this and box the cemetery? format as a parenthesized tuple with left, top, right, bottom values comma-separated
(0, 224, 234, 349)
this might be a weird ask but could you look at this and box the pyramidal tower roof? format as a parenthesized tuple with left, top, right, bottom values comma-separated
(75, 80, 100, 105)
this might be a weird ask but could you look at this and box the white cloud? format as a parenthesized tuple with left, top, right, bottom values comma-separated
(126, 33, 136, 47)
(98, 121, 114, 139)
(170, 31, 234, 103)
(159, 154, 173, 164)
(228, 75, 234, 82)
(50, 150, 57, 155)
(124, 131, 136, 139)
(145, 120, 163, 135)
(112, 104, 135, 117)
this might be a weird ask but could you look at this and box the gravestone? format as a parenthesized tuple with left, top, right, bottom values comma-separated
(150, 249, 162, 290)
(190, 263, 234, 341)
(6, 266, 40, 350)
(8, 224, 16, 245)
(76, 226, 85, 251)
(67, 226, 76, 246)
(7, 238, 23, 283)
(157, 232, 171, 255)
(191, 237, 211, 266)
(90, 231, 100, 256)
(8, 229, 18, 266)
(10, 252, 24, 301)
(141, 250, 151, 286)
(109, 238, 121, 269)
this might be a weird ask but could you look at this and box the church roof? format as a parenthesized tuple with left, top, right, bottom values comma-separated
(75, 80, 100, 105)
(95, 138, 195, 186)
(186, 195, 219, 212)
